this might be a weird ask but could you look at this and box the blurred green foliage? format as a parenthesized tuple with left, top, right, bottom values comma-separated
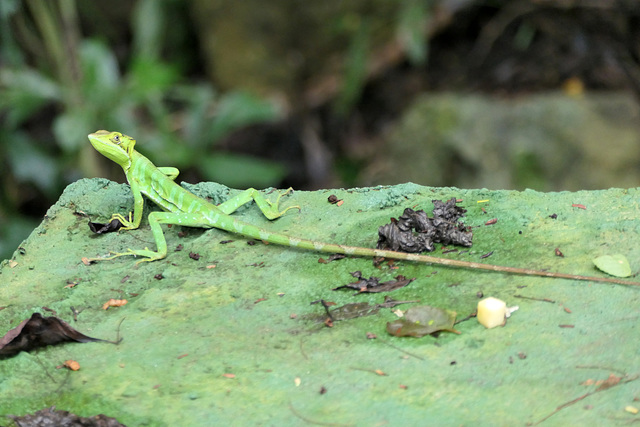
(0, 0, 432, 261)
(0, 0, 286, 260)
(334, 0, 430, 115)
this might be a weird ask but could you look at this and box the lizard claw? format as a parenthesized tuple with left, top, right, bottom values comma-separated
(266, 188, 300, 219)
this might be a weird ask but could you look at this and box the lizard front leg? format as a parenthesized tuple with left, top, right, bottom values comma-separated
(108, 180, 145, 230)
(92, 211, 210, 264)
(217, 188, 300, 220)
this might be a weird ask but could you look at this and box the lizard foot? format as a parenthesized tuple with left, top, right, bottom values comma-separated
(86, 247, 165, 265)
(264, 188, 301, 219)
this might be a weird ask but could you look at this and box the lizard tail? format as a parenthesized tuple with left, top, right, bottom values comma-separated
(225, 221, 640, 287)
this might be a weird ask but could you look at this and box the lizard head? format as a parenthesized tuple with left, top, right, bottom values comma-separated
(88, 130, 136, 169)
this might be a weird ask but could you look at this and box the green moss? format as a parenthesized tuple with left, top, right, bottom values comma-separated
(1, 180, 639, 425)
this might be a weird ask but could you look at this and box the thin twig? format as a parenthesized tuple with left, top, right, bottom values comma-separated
(289, 402, 354, 427)
(377, 338, 424, 361)
(531, 373, 640, 425)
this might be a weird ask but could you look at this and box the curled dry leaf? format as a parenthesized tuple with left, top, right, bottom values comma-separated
(88, 218, 123, 234)
(332, 271, 414, 294)
(103, 299, 128, 310)
(63, 360, 80, 371)
(0, 313, 106, 358)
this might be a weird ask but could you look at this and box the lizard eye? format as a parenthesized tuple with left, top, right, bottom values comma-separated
(112, 134, 121, 144)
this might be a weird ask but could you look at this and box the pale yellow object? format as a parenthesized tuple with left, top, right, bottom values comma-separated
(477, 297, 507, 328)
(625, 406, 638, 414)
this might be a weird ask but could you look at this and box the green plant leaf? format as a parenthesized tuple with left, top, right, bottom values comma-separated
(132, 0, 165, 61)
(79, 40, 120, 98)
(335, 18, 370, 116)
(206, 91, 281, 143)
(53, 108, 95, 151)
(386, 305, 458, 337)
(397, 0, 429, 65)
(6, 132, 57, 194)
(129, 57, 178, 99)
(175, 84, 217, 147)
(592, 254, 632, 278)
(0, 68, 61, 127)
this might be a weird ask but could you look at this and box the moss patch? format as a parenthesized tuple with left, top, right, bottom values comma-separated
(1, 180, 639, 425)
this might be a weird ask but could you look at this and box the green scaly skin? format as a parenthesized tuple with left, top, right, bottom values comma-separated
(87, 130, 640, 287)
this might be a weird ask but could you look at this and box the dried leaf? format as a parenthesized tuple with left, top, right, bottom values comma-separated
(595, 374, 621, 391)
(0, 313, 105, 358)
(63, 360, 81, 371)
(332, 271, 414, 294)
(88, 218, 123, 234)
(330, 302, 380, 320)
(386, 305, 458, 337)
(102, 299, 128, 310)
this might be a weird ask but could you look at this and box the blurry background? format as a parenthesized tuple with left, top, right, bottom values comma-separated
(2, 0, 640, 261)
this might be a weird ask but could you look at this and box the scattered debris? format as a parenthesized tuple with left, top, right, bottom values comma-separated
(327, 302, 381, 321)
(311, 297, 417, 322)
(479, 251, 494, 259)
(102, 299, 128, 310)
(62, 359, 81, 371)
(9, 406, 125, 427)
(554, 248, 564, 257)
(532, 371, 640, 425)
(70, 306, 81, 322)
(318, 253, 346, 263)
(88, 218, 123, 234)
(332, 271, 414, 294)
(328, 194, 343, 206)
(351, 367, 387, 376)
(377, 198, 473, 254)
(41, 306, 57, 315)
(571, 203, 587, 210)
(513, 294, 555, 303)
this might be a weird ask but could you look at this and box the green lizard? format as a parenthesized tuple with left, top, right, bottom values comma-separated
(87, 130, 640, 287)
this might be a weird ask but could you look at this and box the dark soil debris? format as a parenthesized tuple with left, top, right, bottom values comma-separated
(332, 271, 414, 294)
(377, 198, 472, 253)
(88, 218, 123, 234)
(9, 406, 126, 427)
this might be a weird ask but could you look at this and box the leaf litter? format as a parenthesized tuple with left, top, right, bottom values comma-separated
(0, 313, 120, 358)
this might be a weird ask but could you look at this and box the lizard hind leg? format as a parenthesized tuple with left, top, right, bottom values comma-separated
(217, 187, 300, 220)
